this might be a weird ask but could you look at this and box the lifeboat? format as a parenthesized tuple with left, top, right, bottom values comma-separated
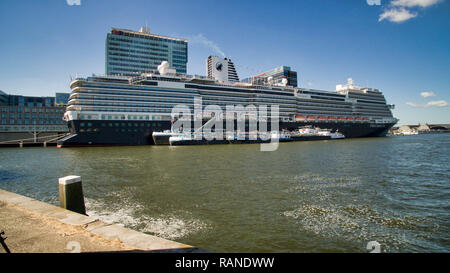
(307, 116, 316, 120)
(295, 115, 306, 121)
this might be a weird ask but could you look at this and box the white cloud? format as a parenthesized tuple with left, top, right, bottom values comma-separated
(420, 91, 436, 98)
(367, 0, 381, 5)
(406, 100, 449, 107)
(427, 100, 449, 107)
(378, 0, 441, 23)
(406, 102, 420, 107)
(378, 8, 417, 22)
(66, 0, 81, 6)
(391, 0, 440, 8)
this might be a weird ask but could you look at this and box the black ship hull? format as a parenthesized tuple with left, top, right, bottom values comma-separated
(290, 135, 330, 141)
(57, 119, 395, 147)
(170, 138, 229, 146)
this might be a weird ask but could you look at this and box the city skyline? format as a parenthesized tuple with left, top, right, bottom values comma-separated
(0, 0, 448, 125)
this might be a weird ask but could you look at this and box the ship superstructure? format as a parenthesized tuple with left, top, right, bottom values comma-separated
(58, 60, 397, 146)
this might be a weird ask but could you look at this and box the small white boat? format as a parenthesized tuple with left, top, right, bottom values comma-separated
(152, 130, 185, 145)
(329, 131, 345, 139)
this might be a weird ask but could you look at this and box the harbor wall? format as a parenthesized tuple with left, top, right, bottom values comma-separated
(0, 189, 204, 253)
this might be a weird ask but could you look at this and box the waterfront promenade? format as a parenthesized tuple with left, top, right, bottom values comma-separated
(0, 189, 202, 253)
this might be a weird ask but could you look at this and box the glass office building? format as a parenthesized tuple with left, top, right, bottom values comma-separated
(105, 26, 188, 76)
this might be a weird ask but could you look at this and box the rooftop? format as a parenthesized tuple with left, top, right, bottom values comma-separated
(110, 27, 188, 43)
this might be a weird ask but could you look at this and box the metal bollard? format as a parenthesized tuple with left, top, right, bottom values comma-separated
(58, 176, 86, 215)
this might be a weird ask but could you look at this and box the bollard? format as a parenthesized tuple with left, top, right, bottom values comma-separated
(19, 141, 23, 148)
(58, 176, 86, 215)
(43, 142, 47, 147)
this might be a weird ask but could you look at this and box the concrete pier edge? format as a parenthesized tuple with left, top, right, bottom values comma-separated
(0, 189, 204, 253)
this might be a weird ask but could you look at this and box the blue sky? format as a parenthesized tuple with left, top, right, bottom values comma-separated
(0, 0, 448, 125)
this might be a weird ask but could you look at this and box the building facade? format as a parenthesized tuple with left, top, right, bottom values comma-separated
(105, 26, 188, 76)
(0, 92, 67, 133)
(55, 92, 71, 106)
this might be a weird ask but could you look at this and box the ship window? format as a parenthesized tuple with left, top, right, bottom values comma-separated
(108, 123, 113, 127)
(80, 122, 85, 127)
(134, 123, 138, 127)
(79, 129, 85, 132)
(87, 122, 92, 127)
(101, 123, 106, 127)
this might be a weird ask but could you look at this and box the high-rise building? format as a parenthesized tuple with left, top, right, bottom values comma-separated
(206, 56, 239, 82)
(105, 26, 188, 76)
(243, 66, 298, 87)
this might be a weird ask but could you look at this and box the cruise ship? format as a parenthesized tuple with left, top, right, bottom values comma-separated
(57, 58, 398, 147)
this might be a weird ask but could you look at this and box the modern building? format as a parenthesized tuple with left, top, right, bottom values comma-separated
(206, 56, 239, 82)
(0, 90, 8, 105)
(243, 66, 298, 87)
(0, 92, 67, 133)
(105, 26, 188, 76)
(55, 92, 71, 106)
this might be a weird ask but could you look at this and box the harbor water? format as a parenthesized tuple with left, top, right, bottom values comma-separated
(0, 134, 449, 252)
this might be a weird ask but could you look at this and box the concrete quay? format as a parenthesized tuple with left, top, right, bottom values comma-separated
(0, 189, 203, 253)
